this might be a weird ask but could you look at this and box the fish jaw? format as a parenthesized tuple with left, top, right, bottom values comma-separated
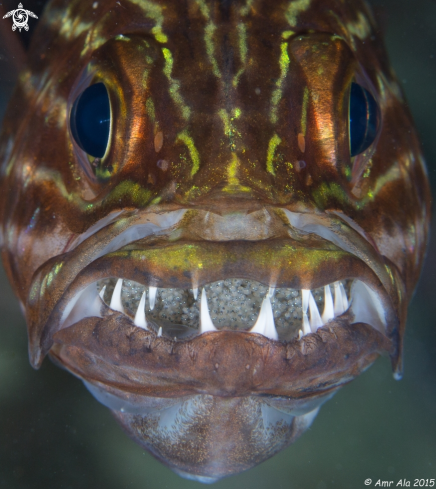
(27, 206, 399, 368)
(50, 316, 388, 480)
(22, 205, 397, 480)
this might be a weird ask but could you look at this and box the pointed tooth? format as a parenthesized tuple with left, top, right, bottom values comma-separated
(193, 288, 198, 300)
(267, 287, 275, 298)
(322, 285, 334, 323)
(250, 295, 278, 340)
(308, 292, 323, 331)
(302, 313, 311, 336)
(110, 279, 124, 313)
(157, 326, 162, 337)
(99, 285, 106, 301)
(302, 289, 310, 314)
(339, 283, 349, 311)
(134, 292, 148, 329)
(200, 288, 218, 333)
(298, 329, 303, 340)
(62, 283, 103, 329)
(334, 282, 345, 316)
(149, 286, 157, 310)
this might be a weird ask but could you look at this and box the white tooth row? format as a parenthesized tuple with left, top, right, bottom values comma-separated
(101, 279, 349, 342)
(298, 282, 349, 339)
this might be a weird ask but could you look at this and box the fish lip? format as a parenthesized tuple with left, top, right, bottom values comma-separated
(26, 206, 401, 370)
(50, 313, 393, 399)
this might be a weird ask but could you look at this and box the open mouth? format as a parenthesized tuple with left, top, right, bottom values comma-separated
(28, 207, 398, 399)
(61, 276, 386, 343)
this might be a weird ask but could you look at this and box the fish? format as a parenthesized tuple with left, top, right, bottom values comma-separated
(0, 0, 431, 483)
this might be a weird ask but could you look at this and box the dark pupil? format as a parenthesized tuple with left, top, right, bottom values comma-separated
(349, 82, 379, 157)
(70, 83, 110, 159)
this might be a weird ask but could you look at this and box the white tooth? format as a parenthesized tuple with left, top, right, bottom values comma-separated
(110, 279, 124, 313)
(62, 282, 103, 329)
(134, 292, 148, 329)
(149, 286, 157, 310)
(250, 295, 278, 341)
(339, 282, 349, 311)
(349, 280, 387, 334)
(308, 292, 323, 331)
(200, 288, 218, 333)
(193, 288, 198, 300)
(298, 329, 303, 340)
(322, 285, 334, 323)
(334, 282, 345, 316)
(157, 326, 162, 337)
(302, 313, 311, 336)
(302, 289, 310, 314)
(99, 285, 106, 301)
(267, 287, 275, 298)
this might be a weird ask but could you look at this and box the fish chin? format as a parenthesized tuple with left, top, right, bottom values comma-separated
(82, 379, 330, 480)
(34, 207, 397, 480)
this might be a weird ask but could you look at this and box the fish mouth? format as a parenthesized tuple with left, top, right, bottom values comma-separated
(28, 206, 399, 399)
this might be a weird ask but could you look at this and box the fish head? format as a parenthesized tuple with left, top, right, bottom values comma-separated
(0, 0, 430, 482)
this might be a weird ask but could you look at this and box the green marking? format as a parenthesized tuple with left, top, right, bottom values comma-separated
(219, 109, 242, 152)
(162, 48, 191, 120)
(301, 87, 309, 135)
(312, 182, 351, 210)
(129, 0, 168, 43)
(204, 22, 221, 78)
(219, 109, 231, 136)
(267, 134, 282, 176)
(270, 42, 290, 124)
(195, 0, 221, 78)
(233, 23, 248, 87)
(286, 0, 312, 27)
(223, 154, 252, 193)
(347, 11, 371, 42)
(104, 180, 153, 207)
(142, 68, 150, 90)
(237, 23, 248, 63)
(150, 196, 162, 205)
(240, 0, 255, 16)
(146, 98, 156, 122)
(367, 163, 401, 200)
(282, 30, 295, 39)
(177, 131, 200, 176)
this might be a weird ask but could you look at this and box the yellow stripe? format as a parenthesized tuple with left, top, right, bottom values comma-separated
(267, 134, 282, 176)
(177, 131, 200, 176)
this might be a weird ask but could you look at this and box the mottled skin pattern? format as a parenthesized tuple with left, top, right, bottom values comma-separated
(0, 0, 430, 482)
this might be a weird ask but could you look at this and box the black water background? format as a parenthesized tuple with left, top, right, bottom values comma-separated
(0, 1, 435, 488)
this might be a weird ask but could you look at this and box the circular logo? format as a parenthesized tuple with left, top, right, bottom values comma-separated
(13, 9, 28, 30)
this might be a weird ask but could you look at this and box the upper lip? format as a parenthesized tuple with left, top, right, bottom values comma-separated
(26, 206, 401, 372)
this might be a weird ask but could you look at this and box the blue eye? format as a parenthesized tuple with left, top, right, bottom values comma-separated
(349, 82, 380, 157)
(70, 83, 111, 159)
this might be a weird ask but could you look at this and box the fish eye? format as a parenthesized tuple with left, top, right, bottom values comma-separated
(349, 82, 380, 157)
(70, 83, 111, 159)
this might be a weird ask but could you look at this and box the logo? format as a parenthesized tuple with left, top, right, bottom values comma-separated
(2, 3, 38, 32)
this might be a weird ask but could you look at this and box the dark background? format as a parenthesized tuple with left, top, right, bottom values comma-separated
(0, 1, 435, 488)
